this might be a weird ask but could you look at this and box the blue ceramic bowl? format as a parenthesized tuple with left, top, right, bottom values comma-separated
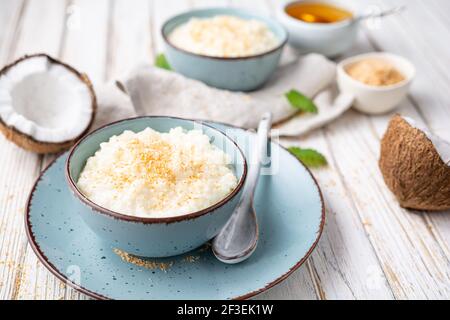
(162, 8, 288, 91)
(65, 116, 247, 257)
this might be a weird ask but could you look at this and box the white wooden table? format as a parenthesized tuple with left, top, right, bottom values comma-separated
(1, 0, 449, 300)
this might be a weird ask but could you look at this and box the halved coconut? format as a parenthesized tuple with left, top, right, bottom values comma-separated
(379, 114, 450, 211)
(0, 54, 96, 153)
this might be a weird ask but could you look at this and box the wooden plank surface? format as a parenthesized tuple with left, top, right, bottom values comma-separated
(0, 0, 67, 300)
(0, 0, 449, 300)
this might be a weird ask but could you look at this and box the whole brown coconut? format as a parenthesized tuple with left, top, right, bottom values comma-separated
(379, 114, 450, 211)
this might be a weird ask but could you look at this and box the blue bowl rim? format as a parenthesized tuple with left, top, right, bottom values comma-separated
(65, 115, 248, 225)
(161, 7, 288, 61)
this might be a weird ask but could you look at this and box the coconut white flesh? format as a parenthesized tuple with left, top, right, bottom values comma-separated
(0, 56, 92, 143)
(403, 116, 450, 165)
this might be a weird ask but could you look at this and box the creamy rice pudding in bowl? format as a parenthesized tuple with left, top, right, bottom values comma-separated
(162, 7, 288, 91)
(66, 116, 247, 257)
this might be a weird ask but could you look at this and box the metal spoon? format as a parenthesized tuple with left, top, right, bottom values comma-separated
(353, 5, 405, 23)
(212, 112, 272, 264)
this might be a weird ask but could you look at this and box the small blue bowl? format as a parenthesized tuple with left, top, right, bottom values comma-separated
(162, 8, 288, 91)
(65, 116, 247, 257)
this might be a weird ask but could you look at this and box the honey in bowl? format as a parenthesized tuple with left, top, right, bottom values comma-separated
(285, 2, 352, 24)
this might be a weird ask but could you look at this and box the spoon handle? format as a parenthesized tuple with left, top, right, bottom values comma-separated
(211, 113, 272, 263)
(355, 5, 405, 22)
(243, 112, 273, 199)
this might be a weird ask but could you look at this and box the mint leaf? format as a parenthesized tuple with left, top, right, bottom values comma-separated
(288, 147, 327, 168)
(155, 53, 171, 70)
(285, 89, 318, 113)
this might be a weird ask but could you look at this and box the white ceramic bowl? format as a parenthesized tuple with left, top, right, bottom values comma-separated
(337, 52, 415, 114)
(276, 0, 359, 57)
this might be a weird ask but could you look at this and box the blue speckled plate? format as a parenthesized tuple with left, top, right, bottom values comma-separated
(25, 123, 324, 300)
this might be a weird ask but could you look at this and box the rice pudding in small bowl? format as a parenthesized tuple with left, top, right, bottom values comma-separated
(66, 116, 247, 257)
(162, 7, 288, 91)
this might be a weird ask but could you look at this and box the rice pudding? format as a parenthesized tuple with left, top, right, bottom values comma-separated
(77, 127, 238, 218)
(168, 15, 279, 58)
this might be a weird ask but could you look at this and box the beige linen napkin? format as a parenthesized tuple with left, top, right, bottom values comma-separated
(94, 53, 353, 136)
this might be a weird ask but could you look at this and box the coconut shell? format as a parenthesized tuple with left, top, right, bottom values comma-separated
(0, 53, 97, 154)
(379, 114, 450, 211)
